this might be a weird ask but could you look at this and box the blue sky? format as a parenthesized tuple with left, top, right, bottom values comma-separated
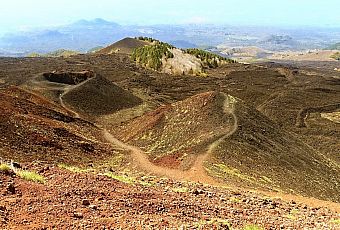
(0, 0, 339, 34)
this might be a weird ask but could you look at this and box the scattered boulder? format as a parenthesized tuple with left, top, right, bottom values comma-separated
(7, 183, 15, 195)
(73, 212, 83, 219)
(82, 199, 90, 206)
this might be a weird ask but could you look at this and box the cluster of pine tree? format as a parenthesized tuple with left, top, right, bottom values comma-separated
(185, 48, 235, 68)
(135, 37, 157, 43)
(131, 41, 174, 70)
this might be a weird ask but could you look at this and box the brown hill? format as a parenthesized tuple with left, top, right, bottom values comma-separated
(115, 91, 340, 202)
(114, 92, 235, 168)
(62, 73, 142, 116)
(0, 87, 119, 165)
(96, 37, 150, 55)
(24, 71, 143, 117)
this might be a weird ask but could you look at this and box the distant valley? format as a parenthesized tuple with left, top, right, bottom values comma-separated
(1, 18, 340, 59)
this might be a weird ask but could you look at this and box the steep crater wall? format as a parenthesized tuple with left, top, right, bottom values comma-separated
(43, 71, 94, 85)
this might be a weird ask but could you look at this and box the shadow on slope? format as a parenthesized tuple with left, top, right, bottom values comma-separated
(0, 87, 119, 165)
(24, 71, 143, 117)
(115, 92, 235, 169)
(62, 74, 142, 116)
(211, 99, 340, 202)
(115, 91, 340, 202)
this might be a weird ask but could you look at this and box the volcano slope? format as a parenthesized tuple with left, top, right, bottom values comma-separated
(24, 70, 142, 118)
(0, 51, 340, 228)
(96, 37, 150, 55)
(0, 86, 124, 166)
(114, 90, 340, 203)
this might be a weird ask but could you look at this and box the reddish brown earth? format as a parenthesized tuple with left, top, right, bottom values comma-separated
(0, 52, 339, 229)
(1, 165, 340, 229)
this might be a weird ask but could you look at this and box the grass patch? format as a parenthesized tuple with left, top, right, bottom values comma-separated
(185, 48, 235, 68)
(284, 214, 296, 220)
(330, 52, 340, 60)
(244, 225, 264, 230)
(208, 163, 256, 183)
(58, 164, 89, 173)
(103, 172, 136, 184)
(229, 197, 241, 203)
(193, 218, 231, 229)
(172, 187, 189, 193)
(17, 170, 45, 184)
(284, 209, 299, 220)
(260, 176, 272, 184)
(290, 209, 299, 215)
(138, 176, 157, 187)
(131, 40, 174, 71)
(0, 164, 11, 172)
(331, 219, 340, 224)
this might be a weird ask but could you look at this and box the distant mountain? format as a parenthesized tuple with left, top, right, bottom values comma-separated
(1, 19, 340, 56)
(0, 19, 127, 55)
(258, 35, 299, 51)
(262, 35, 294, 45)
(72, 18, 118, 27)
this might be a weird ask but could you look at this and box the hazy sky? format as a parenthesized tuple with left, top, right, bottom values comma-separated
(0, 0, 339, 34)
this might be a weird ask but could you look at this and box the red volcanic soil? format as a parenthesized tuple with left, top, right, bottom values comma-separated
(0, 86, 119, 165)
(1, 165, 339, 229)
(0, 53, 339, 229)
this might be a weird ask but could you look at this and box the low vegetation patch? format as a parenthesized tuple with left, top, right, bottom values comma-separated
(0, 163, 11, 172)
(330, 52, 340, 60)
(185, 48, 235, 68)
(131, 41, 174, 70)
(27, 49, 79, 58)
(193, 218, 231, 229)
(17, 170, 45, 184)
(135, 36, 158, 43)
(132, 37, 235, 73)
(58, 164, 89, 173)
(172, 187, 189, 193)
(208, 163, 256, 183)
(243, 225, 264, 230)
(331, 219, 340, 224)
(102, 172, 136, 184)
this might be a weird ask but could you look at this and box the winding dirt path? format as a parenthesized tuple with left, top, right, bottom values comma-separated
(26, 73, 95, 119)
(58, 77, 94, 118)
(103, 93, 238, 185)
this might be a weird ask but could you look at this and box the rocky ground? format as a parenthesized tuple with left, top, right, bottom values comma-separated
(1, 164, 340, 229)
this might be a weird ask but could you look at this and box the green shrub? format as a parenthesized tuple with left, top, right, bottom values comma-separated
(185, 48, 235, 67)
(17, 170, 45, 184)
(331, 52, 340, 60)
(244, 224, 264, 230)
(103, 172, 136, 184)
(58, 163, 89, 173)
(135, 36, 158, 43)
(0, 164, 11, 172)
(131, 41, 174, 71)
(331, 219, 340, 224)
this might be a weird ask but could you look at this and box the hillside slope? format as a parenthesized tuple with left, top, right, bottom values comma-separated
(131, 38, 234, 75)
(0, 87, 119, 165)
(96, 37, 150, 55)
(114, 91, 340, 202)
(62, 74, 142, 116)
(24, 71, 143, 117)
